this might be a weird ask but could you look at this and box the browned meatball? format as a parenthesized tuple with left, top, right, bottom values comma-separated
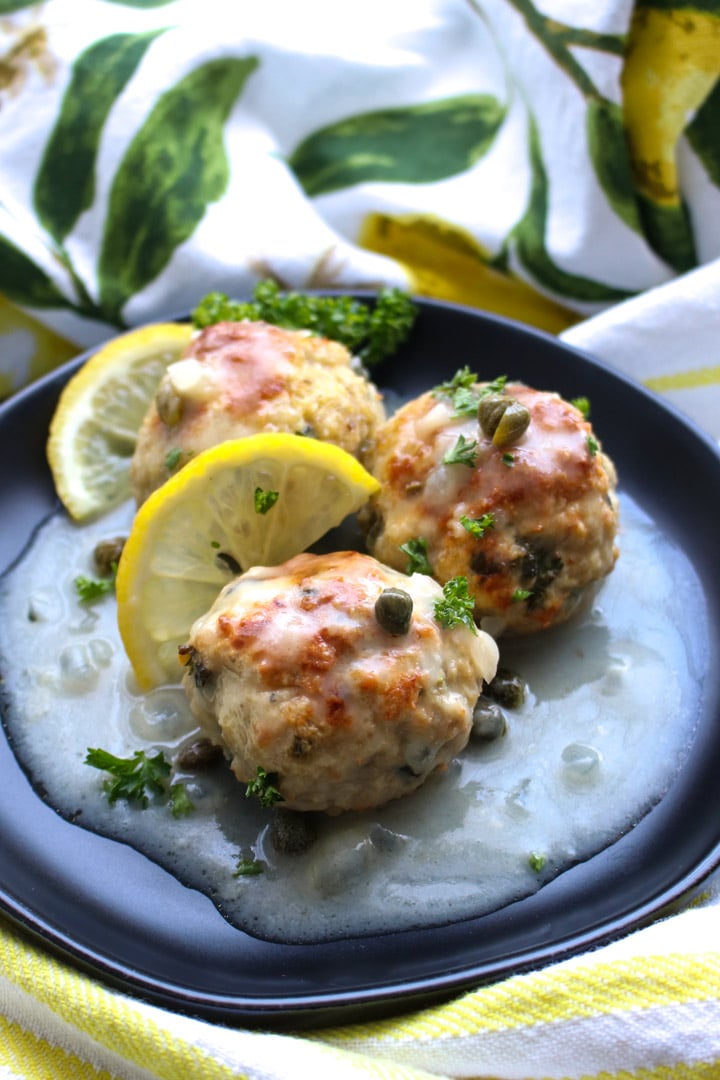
(131, 320, 385, 504)
(180, 550, 498, 814)
(361, 379, 619, 635)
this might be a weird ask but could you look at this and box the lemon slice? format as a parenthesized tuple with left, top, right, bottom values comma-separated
(47, 322, 194, 520)
(116, 433, 381, 689)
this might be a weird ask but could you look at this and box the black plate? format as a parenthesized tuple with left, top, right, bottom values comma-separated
(1, 296, 720, 1029)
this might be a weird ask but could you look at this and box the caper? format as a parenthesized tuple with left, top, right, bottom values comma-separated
(491, 400, 530, 448)
(375, 588, 413, 635)
(478, 393, 510, 438)
(270, 807, 317, 855)
(93, 536, 126, 577)
(485, 667, 526, 709)
(176, 737, 222, 770)
(155, 380, 184, 426)
(471, 696, 507, 741)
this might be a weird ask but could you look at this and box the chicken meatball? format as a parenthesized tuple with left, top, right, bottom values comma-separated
(361, 377, 619, 635)
(180, 550, 498, 814)
(131, 320, 385, 504)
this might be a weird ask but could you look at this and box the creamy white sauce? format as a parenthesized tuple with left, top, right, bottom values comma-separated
(0, 494, 707, 943)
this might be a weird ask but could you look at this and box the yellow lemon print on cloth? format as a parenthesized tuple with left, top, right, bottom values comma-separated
(359, 212, 578, 334)
(622, 5, 720, 270)
(0, 294, 76, 399)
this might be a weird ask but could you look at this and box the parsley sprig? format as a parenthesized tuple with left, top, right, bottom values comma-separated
(192, 281, 417, 367)
(85, 747, 194, 817)
(433, 576, 477, 634)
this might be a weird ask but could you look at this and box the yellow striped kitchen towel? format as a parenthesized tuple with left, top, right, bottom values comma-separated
(2, 883, 720, 1080)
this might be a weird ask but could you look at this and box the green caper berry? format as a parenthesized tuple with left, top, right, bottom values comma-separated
(477, 393, 510, 438)
(156, 380, 184, 426)
(375, 588, 413, 635)
(492, 400, 530, 448)
(485, 667, 526, 709)
(93, 536, 126, 577)
(471, 697, 507, 741)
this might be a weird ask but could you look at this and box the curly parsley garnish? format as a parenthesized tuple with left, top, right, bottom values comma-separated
(433, 576, 477, 634)
(460, 512, 495, 538)
(85, 748, 194, 816)
(245, 766, 284, 808)
(254, 486, 279, 514)
(192, 281, 417, 367)
(399, 537, 433, 576)
(74, 566, 117, 604)
(443, 434, 479, 467)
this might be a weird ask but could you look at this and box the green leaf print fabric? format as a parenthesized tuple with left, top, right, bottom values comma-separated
(0, 0, 719, 431)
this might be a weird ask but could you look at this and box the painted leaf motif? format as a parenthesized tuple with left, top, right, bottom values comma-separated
(101, 0, 177, 6)
(0, 234, 70, 308)
(34, 31, 166, 244)
(513, 116, 635, 303)
(636, 194, 697, 273)
(586, 98, 641, 233)
(289, 95, 507, 197)
(98, 55, 258, 323)
(686, 77, 720, 187)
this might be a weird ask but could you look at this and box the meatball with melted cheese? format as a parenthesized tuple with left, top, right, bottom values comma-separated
(361, 380, 619, 635)
(180, 550, 498, 814)
(131, 320, 385, 504)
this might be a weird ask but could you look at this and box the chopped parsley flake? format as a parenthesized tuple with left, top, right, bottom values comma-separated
(74, 566, 116, 604)
(571, 396, 590, 418)
(85, 748, 195, 816)
(512, 588, 533, 603)
(528, 851, 546, 872)
(399, 537, 433, 576)
(245, 766, 284, 808)
(502, 452, 515, 467)
(254, 486, 280, 514)
(434, 576, 477, 634)
(169, 782, 195, 818)
(234, 856, 264, 877)
(85, 748, 168, 807)
(164, 447, 182, 471)
(460, 512, 495, 538)
(432, 369, 508, 418)
(586, 434, 599, 456)
(443, 434, 478, 467)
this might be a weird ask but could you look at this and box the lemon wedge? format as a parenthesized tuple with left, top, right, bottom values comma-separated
(116, 433, 380, 689)
(47, 322, 193, 520)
